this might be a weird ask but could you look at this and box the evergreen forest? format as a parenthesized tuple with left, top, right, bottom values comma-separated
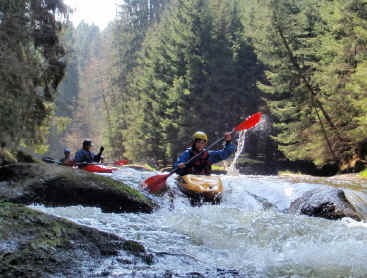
(3, 0, 367, 173)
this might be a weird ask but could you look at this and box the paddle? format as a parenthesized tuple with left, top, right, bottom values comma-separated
(42, 157, 128, 167)
(141, 112, 262, 194)
(94, 160, 128, 166)
(76, 159, 128, 167)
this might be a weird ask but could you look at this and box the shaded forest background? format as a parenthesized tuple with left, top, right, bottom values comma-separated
(3, 0, 367, 173)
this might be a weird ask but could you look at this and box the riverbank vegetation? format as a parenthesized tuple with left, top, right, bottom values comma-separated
(2, 0, 367, 174)
(0, 0, 69, 152)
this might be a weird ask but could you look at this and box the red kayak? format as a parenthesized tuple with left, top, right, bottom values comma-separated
(80, 164, 119, 173)
(42, 156, 121, 173)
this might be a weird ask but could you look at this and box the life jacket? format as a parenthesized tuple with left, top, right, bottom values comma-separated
(184, 148, 211, 175)
(75, 149, 94, 163)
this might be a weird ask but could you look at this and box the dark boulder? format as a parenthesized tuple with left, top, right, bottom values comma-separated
(0, 163, 156, 213)
(0, 202, 153, 278)
(289, 187, 361, 221)
(0, 150, 17, 166)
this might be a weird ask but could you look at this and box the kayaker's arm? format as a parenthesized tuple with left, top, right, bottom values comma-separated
(208, 141, 235, 164)
(174, 149, 191, 176)
(93, 146, 104, 162)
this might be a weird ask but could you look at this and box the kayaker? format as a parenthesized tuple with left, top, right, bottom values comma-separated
(59, 148, 74, 166)
(74, 139, 104, 164)
(175, 131, 235, 176)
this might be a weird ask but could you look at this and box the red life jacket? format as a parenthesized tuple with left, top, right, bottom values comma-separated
(183, 148, 211, 175)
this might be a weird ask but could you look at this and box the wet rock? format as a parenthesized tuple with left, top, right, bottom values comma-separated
(289, 187, 361, 221)
(0, 149, 17, 166)
(121, 240, 154, 264)
(163, 270, 174, 278)
(123, 240, 146, 254)
(16, 150, 37, 163)
(0, 202, 153, 278)
(0, 163, 156, 213)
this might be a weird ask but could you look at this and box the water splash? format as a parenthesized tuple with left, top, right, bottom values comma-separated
(30, 169, 367, 278)
(226, 130, 247, 175)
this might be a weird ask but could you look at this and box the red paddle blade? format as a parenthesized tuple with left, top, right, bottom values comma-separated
(234, 112, 262, 132)
(141, 174, 169, 194)
(113, 160, 128, 166)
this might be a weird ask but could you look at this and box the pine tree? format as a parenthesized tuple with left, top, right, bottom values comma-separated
(0, 0, 68, 152)
(316, 0, 367, 169)
(109, 0, 171, 160)
(121, 0, 263, 166)
(248, 0, 342, 166)
(245, 0, 367, 170)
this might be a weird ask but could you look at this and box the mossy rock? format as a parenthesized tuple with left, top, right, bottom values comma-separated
(16, 150, 36, 163)
(0, 202, 153, 277)
(0, 163, 156, 213)
(0, 150, 17, 166)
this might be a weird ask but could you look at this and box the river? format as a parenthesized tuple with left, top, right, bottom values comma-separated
(32, 167, 367, 277)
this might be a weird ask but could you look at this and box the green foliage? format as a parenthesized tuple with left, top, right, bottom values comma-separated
(41, 0, 367, 172)
(46, 25, 79, 157)
(0, 0, 68, 152)
(245, 0, 367, 169)
(113, 0, 263, 167)
(249, 0, 326, 164)
(317, 0, 367, 158)
(47, 22, 115, 158)
(107, 0, 171, 160)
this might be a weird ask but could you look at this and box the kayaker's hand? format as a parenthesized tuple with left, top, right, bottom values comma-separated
(178, 162, 185, 168)
(224, 132, 232, 142)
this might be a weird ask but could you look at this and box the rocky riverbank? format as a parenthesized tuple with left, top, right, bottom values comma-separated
(0, 162, 155, 213)
(1, 155, 367, 277)
(0, 202, 153, 278)
(0, 160, 157, 277)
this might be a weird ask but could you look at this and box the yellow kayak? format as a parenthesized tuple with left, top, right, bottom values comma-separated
(176, 174, 223, 204)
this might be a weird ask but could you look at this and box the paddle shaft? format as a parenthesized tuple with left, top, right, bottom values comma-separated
(76, 161, 124, 167)
(45, 157, 122, 167)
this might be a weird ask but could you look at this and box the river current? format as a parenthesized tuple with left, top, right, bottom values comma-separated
(32, 167, 367, 277)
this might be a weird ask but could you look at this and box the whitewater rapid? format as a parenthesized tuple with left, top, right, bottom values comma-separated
(32, 167, 367, 277)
